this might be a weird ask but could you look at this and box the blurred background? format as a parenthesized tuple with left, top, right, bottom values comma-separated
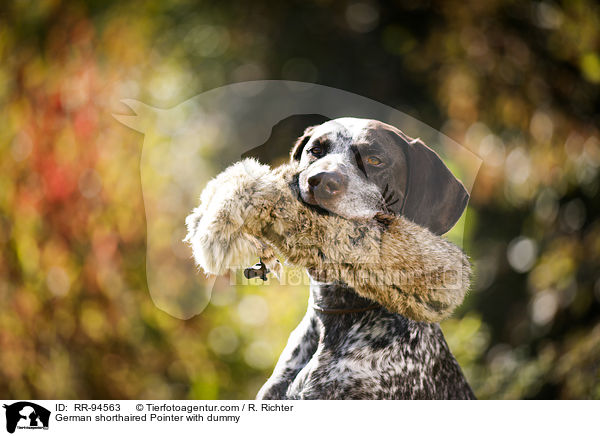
(1, 0, 599, 399)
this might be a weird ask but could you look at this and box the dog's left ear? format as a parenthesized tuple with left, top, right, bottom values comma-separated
(401, 138, 469, 235)
(290, 125, 316, 161)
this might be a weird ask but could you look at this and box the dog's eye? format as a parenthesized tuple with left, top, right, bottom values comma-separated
(366, 156, 384, 166)
(309, 146, 324, 157)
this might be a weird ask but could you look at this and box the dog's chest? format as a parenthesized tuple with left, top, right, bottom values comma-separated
(285, 316, 436, 399)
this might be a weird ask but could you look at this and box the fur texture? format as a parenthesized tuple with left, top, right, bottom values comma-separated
(255, 291, 475, 399)
(185, 158, 470, 323)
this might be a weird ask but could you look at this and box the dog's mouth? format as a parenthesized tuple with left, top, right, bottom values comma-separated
(296, 171, 382, 220)
(299, 189, 335, 216)
(293, 176, 336, 216)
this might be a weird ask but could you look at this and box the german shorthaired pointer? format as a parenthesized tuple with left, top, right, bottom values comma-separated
(255, 118, 475, 399)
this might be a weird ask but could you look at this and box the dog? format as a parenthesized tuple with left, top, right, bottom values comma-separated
(186, 117, 475, 399)
(257, 118, 474, 399)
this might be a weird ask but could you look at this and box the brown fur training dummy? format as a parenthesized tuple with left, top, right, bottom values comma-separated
(184, 158, 470, 323)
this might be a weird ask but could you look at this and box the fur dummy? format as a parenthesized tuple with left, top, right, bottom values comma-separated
(184, 159, 471, 323)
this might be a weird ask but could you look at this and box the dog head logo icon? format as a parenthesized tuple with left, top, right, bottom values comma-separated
(3, 402, 50, 433)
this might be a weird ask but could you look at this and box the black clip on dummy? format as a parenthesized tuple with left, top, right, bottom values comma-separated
(244, 259, 269, 281)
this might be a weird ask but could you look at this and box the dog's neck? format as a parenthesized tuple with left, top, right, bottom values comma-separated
(308, 272, 376, 312)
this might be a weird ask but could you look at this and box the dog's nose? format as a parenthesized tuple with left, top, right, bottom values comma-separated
(307, 171, 346, 197)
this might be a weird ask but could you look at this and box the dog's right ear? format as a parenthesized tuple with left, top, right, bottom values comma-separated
(290, 125, 316, 161)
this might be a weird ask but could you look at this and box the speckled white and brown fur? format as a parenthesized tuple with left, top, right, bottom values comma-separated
(258, 285, 474, 399)
(185, 118, 476, 399)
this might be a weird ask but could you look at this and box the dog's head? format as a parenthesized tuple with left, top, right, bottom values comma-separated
(291, 117, 468, 235)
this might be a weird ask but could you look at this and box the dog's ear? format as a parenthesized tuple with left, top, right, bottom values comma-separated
(401, 138, 469, 235)
(290, 125, 316, 161)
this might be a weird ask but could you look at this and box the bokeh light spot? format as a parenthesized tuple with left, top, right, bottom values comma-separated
(507, 236, 538, 273)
